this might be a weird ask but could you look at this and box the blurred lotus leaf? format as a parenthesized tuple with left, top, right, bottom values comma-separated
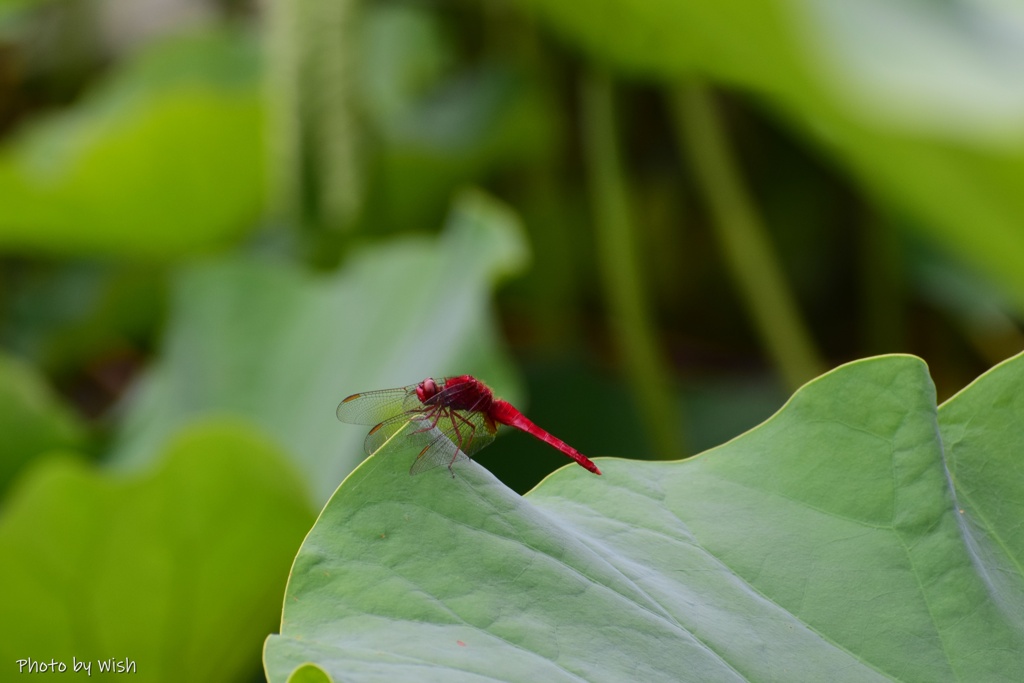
(0, 27, 264, 257)
(0, 419, 313, 683)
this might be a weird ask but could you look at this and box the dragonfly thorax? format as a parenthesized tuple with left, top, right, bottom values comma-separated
(417, 375, 494, 413)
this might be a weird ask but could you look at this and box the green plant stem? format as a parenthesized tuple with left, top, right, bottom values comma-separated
(263, 0, 303, 225)
(669, 84, 824, 390)
(263, 0, 362, 233)
(581, 70, 685, 460)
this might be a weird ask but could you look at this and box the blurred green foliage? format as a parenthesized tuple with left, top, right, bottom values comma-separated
(0, 351, 84, 494)
(515, 0, 1024, 323)
(0, 28, 264, 256)
(0, 421, 313, 681)
(0, 0, 1022, 680)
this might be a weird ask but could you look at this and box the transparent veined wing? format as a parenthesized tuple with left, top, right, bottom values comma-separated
(408, 428, 471, 476)
(362, 406, 498, 475)
(336, 384, 422, 425)
(430, 407, 496, 457)
(363, 412, 433, 456)
(361, 412, 471, 475)
(407, 408, 497, 474)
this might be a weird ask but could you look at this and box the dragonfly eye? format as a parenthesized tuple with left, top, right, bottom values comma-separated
(416, 377, 440, 402)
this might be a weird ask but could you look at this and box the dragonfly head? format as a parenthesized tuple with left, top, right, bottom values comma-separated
(416, 377, 442, 403)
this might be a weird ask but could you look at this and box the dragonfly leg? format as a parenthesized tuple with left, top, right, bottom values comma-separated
(445, 443, 463, 478)
(413, 406, 476, 454)
(446, 409, 477, 453)
(410, 406, 444, 436)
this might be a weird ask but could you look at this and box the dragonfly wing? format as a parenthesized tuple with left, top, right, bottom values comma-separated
(409, 429, 470, 475)
(364, 413, 469, 475)
(434, 409, 497, 457)
(358, 396, 500, 475)
(336, 384, 420, 425)
(363, 412, 432, 456)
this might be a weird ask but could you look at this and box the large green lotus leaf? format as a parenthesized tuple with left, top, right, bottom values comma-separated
(0, 352, 84, 496)
(0, 419, 313, 682)
(513, 0, 1024, 312)
(0, 28, 263, 257)
(938, 354, 1024, 640)
(264, 354, 1024, 682)
(110, 190, 528, 504)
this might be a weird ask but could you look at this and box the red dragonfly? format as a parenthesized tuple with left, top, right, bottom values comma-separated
(337, 375, 602, 476)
